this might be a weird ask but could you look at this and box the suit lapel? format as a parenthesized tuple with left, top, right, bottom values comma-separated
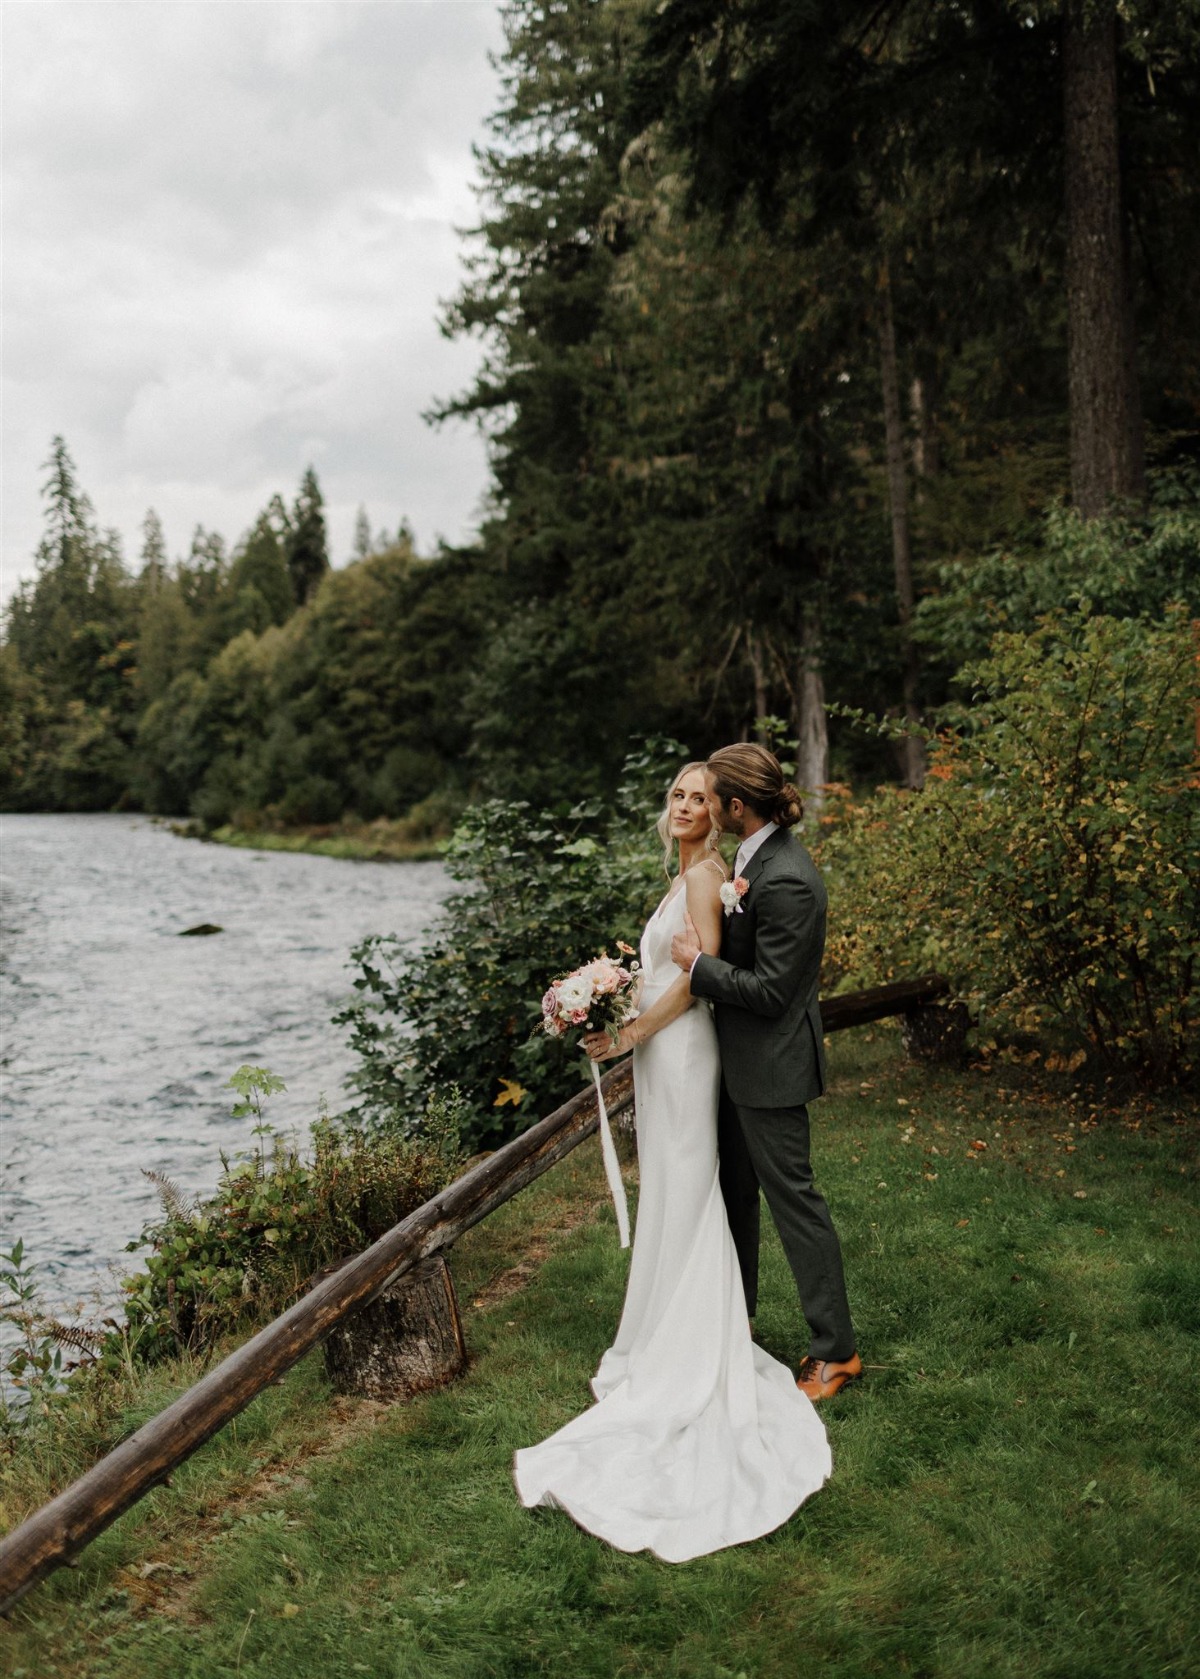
(720, 828, 788, 958)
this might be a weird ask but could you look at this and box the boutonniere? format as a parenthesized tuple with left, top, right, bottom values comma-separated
(719, 877, 750, 916)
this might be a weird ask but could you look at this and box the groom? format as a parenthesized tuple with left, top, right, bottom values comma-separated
(671, 743, 861, 1401)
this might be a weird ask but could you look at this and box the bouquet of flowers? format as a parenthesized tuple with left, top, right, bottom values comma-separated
(540, 946, 640, 1044)
(538, 944, 639, 1248)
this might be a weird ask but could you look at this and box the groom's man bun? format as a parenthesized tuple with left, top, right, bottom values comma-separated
(706, 743, 804, 829)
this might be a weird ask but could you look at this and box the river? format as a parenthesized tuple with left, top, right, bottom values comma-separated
(0, 814, 447, 1315)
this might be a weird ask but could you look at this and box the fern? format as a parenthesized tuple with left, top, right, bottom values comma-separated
(141, 1168, 197, 1221)
(0, 1307, 105, 1359)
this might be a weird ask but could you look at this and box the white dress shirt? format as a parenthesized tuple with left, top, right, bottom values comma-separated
(733, 821, 779, 881)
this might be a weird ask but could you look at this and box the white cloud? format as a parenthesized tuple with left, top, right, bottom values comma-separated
(1, 0, 504, 591)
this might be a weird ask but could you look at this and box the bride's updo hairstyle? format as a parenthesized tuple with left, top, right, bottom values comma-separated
(655, 760, 721, 878)
(706, 743, 804, 829)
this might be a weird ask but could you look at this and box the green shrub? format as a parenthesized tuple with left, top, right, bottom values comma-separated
(818, 606, 1199, 1086)
(276, 772, 343, 826)
(118, 1068, 467, 1363)
(917, 468, 1200, 664)
(338, 743, 685, 1148)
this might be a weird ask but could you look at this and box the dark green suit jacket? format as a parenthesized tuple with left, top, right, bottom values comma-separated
(690, 825, 827, 1109)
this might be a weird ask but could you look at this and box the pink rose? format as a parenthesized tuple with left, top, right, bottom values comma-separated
(734, 876, 750, 897)
(541, 988, 559, 1019)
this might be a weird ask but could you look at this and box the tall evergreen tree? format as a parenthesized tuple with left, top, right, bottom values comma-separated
(434, 0, 666, 796)
(139, 508, 168, 587)
(353, 505, 372, 561)
(1, 438, 136, 808)
(285, 467, 329, 606)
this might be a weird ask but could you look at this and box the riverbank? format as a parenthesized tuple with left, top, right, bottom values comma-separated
(174, 817, 449, 863)
(4, 1031, 1197, 1678)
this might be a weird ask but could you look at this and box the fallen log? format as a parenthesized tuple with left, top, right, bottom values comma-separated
(818, 973, 949, 1033)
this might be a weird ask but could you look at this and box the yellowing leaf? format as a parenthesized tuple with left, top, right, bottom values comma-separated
(494, 1078, 528, 1108)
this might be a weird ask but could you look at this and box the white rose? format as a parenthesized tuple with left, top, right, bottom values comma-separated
(556, 975, 592, 1012)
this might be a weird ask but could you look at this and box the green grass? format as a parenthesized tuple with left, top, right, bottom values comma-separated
(4, 1031, 1197, 1679)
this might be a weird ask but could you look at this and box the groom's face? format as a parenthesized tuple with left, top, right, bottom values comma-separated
(704, 771, 745, 837)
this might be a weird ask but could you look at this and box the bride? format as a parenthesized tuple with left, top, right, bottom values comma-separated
(513, 762, 830, 1562)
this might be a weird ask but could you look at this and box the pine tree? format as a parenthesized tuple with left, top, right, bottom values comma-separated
(353, 505, 372, 562)
(1, 438, 137, 807)
(140, 508, 168, 587)
(286, 466, 329, 605)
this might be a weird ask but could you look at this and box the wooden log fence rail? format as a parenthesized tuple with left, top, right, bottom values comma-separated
(0, 972, 950, 1613)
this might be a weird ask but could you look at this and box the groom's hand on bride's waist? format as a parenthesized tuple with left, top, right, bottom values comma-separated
(671, 910, 703, 977)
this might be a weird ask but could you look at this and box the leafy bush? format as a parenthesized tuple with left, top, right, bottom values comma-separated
(119, 1068, 467, 1362)
(917, 470, 1200, 665)
(338, 743, 686, 1148)
(818, 606, 1199, 1086)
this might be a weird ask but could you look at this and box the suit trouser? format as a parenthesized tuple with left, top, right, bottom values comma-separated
(718, 1087, 856, 1362)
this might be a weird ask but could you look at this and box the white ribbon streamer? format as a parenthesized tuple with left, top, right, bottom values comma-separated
(589, 1057, 631, 1248)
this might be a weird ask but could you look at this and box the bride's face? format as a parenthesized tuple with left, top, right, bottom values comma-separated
(668, 769, 712, 845)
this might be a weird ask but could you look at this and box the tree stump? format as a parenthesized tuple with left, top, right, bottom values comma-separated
(901, 1000, 970, 1065)
(322, 1254, 466, 1402)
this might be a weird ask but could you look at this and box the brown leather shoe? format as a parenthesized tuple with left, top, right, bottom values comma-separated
(796, 1352, 863, 1401)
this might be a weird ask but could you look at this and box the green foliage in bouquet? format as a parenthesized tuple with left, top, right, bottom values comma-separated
(818, 606, 1199, 1087)
(118, 1068, 467, 1363)
(338, 742, 686, 1149)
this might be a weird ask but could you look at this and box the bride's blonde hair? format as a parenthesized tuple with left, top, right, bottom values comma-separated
(655, 761, 723, 880)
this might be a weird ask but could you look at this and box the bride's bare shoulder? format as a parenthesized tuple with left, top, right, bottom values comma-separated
(684, 857, 729, 905)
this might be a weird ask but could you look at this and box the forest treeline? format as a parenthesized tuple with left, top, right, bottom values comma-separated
(3, 0, 1199, 823)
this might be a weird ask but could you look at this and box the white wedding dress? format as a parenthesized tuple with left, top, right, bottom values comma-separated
(513, 882, 831, 1562)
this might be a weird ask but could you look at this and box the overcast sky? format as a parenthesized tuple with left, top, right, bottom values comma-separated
(1, 0, 507, 603)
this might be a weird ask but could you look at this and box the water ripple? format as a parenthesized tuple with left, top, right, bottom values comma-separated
(0, 814, 447, 1312)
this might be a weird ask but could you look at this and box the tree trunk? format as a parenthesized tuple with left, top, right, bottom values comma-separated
(901, 1000, 970, 1066)
(909, 357, 940, 484)
(323, 1253, 466, 1403)
(878, 264, 926, 790)
(1063, 0, 1145, 517)
(793, 604, 828, 818)
(746, 625, 771, 739)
